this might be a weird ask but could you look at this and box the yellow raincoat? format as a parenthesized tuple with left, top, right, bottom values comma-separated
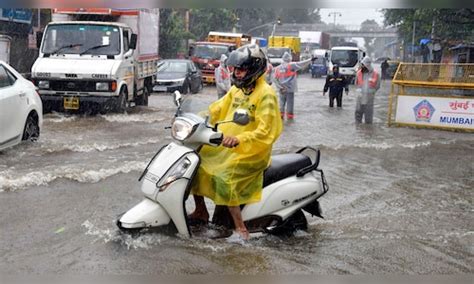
(191, 76, 282, 206)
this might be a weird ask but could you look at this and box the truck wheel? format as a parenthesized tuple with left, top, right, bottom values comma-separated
(136, 86, 149, 106)
(116, 88, 128, 113)
(22, 112, 40, 141)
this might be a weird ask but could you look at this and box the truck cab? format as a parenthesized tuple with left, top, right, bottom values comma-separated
(328, 46, 366, 84)
(31, 9, 159, 114)
(189, 32, 251, 84)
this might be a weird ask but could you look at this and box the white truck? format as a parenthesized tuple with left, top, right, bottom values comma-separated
(0, 35, 11, 64)
(328, 46, 366, 84)
(31, 8, 159, 113)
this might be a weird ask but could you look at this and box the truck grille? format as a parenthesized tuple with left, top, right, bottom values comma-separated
(35, 80, 111, 92)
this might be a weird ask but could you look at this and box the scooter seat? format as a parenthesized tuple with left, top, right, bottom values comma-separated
(263, 153, 312, 187)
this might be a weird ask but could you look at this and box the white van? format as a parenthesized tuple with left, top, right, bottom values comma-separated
(328, 46, 366, 84)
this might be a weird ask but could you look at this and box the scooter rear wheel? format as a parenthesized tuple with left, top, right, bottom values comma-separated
(266, 209, 308, 236)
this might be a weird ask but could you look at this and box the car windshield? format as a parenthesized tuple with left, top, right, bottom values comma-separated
(42, 24, 120, 56)
(312, 58, 325, 64)
(157, 61, 188, 73)
(267, 48, 290, 58)
(194, 44, 229, 60)
(331, 50, 359, 67)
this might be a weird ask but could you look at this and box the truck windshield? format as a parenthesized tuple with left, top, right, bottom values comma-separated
(331, 50, 359, 67)
(267, 48, 290, 58)
(42, 24, 120, 56)
(194, 44, 229, 60)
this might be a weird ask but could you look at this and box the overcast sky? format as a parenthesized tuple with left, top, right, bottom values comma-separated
(319, 9, 385, 27)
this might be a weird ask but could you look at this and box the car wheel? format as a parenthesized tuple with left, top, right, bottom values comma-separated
(22, 113, 40, 141)
(116, 88, 128, 113)
(181, 82, 190, 94)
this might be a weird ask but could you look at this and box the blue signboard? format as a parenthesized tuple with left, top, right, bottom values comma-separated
(0, 9, 33, 24)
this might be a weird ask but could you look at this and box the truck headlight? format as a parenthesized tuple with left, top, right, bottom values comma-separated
(176, 79, 185, 85)
(38, 80, 50, 89)
(171, 118, 194, 141)
(96, 82, 109, 91)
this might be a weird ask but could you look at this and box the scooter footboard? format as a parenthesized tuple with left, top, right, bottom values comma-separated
(118, 198, 171, 229)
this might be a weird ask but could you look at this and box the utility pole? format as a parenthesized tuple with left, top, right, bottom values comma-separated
(411, 20, 416, 61)
(328, 12, 342, 28)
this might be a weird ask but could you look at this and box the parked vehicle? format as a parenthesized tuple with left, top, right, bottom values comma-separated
(153, 59, 203, 94)
(31, 8, 159, 114)
(267, 47, 292, 67)
(0, 60, 42, 151)
(310, 57, 328, 78)
(0, 35, 11, 64)
(190, 32, 251, 84)
(298, 31, 330, 51)
(117, 91, 329, 238)
(268, 36, 301, 64)
(328, 46, 366, 84)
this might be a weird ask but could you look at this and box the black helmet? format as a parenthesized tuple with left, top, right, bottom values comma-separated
(226, 44, 267, 90)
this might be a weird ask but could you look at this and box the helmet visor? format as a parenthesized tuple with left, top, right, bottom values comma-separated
(226, 47, 250, 68)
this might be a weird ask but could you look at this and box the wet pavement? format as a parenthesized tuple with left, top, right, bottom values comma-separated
(0, 73, 473, 274)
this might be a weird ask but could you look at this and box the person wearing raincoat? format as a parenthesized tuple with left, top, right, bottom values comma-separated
(214, 54, 231, 99)
(272, 52, 314, 120)
(189, 44, 283, 240)
(355, 56, 380, 124)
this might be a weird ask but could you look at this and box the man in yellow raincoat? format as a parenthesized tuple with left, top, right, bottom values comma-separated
(189, 44, 283, 240)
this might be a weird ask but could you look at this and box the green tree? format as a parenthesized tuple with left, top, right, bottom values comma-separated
(189, 9, 237, 41)
(360, 19, 381, 57)
(159, 9, 190, 58)
(383, 9, 474, 43)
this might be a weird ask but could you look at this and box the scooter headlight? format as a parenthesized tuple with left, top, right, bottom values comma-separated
(171, 118, 194, 141)
(157, 157, 192, 191)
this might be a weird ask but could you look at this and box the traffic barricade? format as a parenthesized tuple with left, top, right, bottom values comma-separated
(388, 63, 474, 132)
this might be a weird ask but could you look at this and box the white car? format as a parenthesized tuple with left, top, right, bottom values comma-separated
(0, 60, 43, 151)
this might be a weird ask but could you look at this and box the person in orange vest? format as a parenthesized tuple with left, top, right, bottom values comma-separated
(273, 52, 314, 120)
(355, 56, 380, 124)
(214, 54, 231, 99)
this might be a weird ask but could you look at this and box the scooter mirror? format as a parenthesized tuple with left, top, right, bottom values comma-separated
(173, 90, 182, 107)
(233, 109, 250, 125)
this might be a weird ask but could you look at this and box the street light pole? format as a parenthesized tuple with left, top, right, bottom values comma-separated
(328, 12, 342, 28)
(411, 20, 416, 61)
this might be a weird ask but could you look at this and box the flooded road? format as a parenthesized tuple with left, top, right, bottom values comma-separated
(0, 73, 473, 274)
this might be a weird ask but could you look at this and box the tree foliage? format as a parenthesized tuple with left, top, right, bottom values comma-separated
(159, 9, 188, 58)
(382, 9, 474, 43)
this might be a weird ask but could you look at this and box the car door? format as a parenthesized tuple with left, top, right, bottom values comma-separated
(0, 63, 25, 146)
(188, 62, 200, 92)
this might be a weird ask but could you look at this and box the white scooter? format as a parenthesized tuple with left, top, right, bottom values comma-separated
(117, 91, 329, 238)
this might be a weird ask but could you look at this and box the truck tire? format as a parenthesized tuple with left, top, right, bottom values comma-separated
(116, 87, 128, 113)
(136, 86, 149, 106)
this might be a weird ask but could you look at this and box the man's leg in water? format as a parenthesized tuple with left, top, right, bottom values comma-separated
(228, 206, 249, 240)
(189, 195, 209, 222)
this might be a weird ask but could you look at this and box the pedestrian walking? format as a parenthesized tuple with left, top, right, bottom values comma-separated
(273, 52, 314, 120)
(381, 59, 389, 80)
(214, 54, 231, 99)
(355, 56, 380, 124)
(323, 65, 349, 108)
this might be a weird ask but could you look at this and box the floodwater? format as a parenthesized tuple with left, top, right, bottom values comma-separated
(0, 74, 472, 274)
